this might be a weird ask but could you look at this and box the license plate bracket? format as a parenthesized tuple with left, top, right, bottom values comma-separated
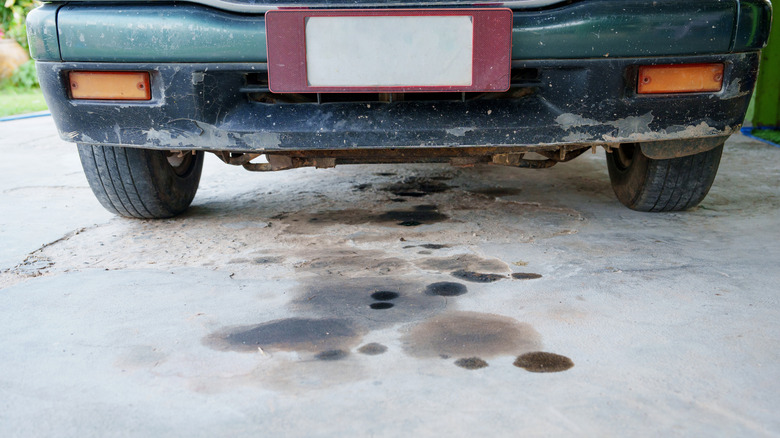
(266, 9, 513, 93)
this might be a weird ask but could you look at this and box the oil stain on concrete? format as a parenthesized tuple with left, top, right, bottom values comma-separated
(369, 302, 394, 310)
(315, 349, 350, 361)
(468, 187, 523, 198)
(370, 291, 400, 301)
(278, 205, 449, 232)
(358, 343, 388, 355)
(424, 281, 468, 297)
(204, 317, 363, 353)
(375, 205, 449, 226)
(415, 253, 510, 274)
(512, 272, 543, 280)
(451, 269, 507, 283)
(384, 177, 453, 198)
(514, 352, 574, 372)
(454, 357, 489, 370)
(294, 249, 412, 277)
(418, 244, 450, 250)
(402, 311, 541, 359)
(292, 277, 447, 329)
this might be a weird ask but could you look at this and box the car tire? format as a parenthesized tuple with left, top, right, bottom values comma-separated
(606, 142, 723, 212)
(77, 144, 204, 218)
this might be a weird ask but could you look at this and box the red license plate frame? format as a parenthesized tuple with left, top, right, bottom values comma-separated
(265, 8, 513, 93)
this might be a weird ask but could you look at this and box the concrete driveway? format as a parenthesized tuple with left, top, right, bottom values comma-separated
(1, 117, 779, 437)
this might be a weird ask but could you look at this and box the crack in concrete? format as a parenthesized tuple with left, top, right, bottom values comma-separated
(1, 226, 93, 288)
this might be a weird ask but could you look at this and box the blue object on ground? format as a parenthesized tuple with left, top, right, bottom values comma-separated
(0, 111, 52, 122)
(740, 126, 780, 148)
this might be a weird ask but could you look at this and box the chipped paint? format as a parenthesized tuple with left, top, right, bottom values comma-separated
(608, 113, 654, 138)
(602, 121, 728, 143)
(555, 110, 729, 146)
(143, 128, 185, 147)
(143, 120, 238, 149)
(721, 78, 750, 99)
(191, 72, 206, 85)
(445, 127, 475, 137)
(241, 132, 282, 148)
(555, 113, 599, 128)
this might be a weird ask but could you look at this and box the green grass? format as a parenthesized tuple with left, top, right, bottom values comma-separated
(750, 128, 780, 145)
(0, 87, 48, 117)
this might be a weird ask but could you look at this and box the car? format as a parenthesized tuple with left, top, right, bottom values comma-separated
(26, 0, 772, 218)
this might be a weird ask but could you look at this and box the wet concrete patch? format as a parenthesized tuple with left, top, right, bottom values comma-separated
(205, 318, 362, 353)
(454, 357, 489, 370)
(402, 311, 541, 358)
(358, 343, 388, 355)
(424, 282, 468, 297)
(451, 270, 507, 283)
(416, 254, 510, 274)
(514, 352, 574, 373)
(512, 273, 543, 280)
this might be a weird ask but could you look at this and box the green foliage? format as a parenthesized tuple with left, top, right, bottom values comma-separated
(0, 58, 38, 89)
(0, 87, 47, 117)
(1, 0, 39, 51)
(750, 128, 780, 146)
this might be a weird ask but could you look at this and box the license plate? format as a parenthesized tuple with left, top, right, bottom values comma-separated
(266, 9, 513, 93)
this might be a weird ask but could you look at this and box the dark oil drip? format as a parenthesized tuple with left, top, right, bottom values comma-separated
(451, 270, 506, 283)
(419, 244, 449, 249)
(370, 291, 400, 301)
(205, 317, 359, 353)
(370, 302, 394, 310)
(424, 281, 468, 297)
(377, 208, 449, 226)
(512, 273, 543, 280)
(315, 350, 349, 361)
(358, 343, 388, 355)
(514, 352, 573, 372)
(454, 357, 489, 370)
(402, 311, 541, 358)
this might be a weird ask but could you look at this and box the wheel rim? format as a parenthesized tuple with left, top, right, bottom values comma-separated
(165, 151, 196, 177)
(614, 144, 636, 171)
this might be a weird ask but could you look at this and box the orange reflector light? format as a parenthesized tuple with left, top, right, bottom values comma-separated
(638, 63, 724, 94)
(69, 71, 151, 100)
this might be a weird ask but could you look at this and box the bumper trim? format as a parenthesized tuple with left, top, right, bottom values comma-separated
(38, 53, 758, 153)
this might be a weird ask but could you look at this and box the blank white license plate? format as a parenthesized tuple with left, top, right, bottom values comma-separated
(304, 15, 474, 87)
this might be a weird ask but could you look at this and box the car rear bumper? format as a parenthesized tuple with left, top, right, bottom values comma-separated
(37, 52, 758, 154)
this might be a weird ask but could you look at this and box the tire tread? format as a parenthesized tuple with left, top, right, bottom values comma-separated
(607, 142, 723, 212)
(77, 144, 203, 219)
